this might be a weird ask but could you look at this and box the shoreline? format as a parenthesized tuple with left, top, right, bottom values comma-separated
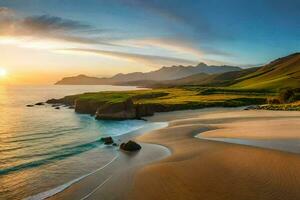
(129, 109, 300, 200)
(48, 108, 300, 200)
(42, 122, 170, 200)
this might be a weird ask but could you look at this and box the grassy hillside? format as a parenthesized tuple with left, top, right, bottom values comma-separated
(230, 53, 300, 90)
(148, 53, 300, 92)
(58, 87, 268, 111)
(159, 67, 258, 87)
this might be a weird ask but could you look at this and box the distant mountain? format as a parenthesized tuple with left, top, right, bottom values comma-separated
(55, 75, 111, 85)
(110, 63, 241, 82)
(55, 63, 241, 85)
(159, 67, 259, 87)
(146, 52, 300, 90)
(230, 53, 300, 90)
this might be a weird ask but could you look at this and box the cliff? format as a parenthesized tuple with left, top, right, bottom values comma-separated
(46, 88, 267, 120)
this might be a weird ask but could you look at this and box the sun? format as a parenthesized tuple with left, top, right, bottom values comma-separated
(0, 68, 7, 77)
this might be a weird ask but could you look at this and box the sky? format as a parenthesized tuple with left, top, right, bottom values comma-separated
(0, 0, 299, 84)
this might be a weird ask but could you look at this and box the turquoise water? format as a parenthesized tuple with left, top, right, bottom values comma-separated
(0, 85, 149, 200)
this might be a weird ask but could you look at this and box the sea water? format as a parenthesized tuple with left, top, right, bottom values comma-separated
(0, 85, 149, 200)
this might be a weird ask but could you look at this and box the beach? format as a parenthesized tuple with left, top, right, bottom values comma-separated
(49, 108, 300, 200)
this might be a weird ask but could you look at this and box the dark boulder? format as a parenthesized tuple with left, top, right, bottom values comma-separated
(120, 140, 141, 151)
(95, 99, 136, 120)
(55, 107, 60, 109)
(35, 102, 45, 106)
(26, 105, 34, 107)
(46, 98, 61, 104)
(101, 137, 114, 145)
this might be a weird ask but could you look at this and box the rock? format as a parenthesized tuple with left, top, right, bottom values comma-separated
(26, 104, 34, 107)
(55, 107, 60, 109)
(46, 98, 61, 104)
(112, 143, 118, 146)
(35, 102, 45, 106)
(101, 137, 114, 145)
(120, 140, 141, 152)
(95, 99, 136, 120)
(75, 99, 102, 115)
(46, 97, 75, 106)
(135, 104, 155, 118)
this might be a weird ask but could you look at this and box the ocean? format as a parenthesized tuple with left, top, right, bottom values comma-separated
(0, 85, 157, 200)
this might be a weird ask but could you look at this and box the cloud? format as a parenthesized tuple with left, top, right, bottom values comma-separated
(0, 7, 14, 16)
(0, 11, 116, 46)
(56, 48, 199, 66)
(125, 38, 203, 57)
(22, 15, 92, 32)
(124, 37, 231, 57)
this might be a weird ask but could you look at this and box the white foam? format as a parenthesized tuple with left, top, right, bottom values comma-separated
(24, 155, 118, 200)
(80, 175, 112, 200)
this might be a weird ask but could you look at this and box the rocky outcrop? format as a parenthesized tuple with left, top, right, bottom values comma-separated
(46, 98, 64, 104)
(100, 137, 114, 145)
(46, 97, 76, 106)
(47, 97, 160, 120)
(120, 140, 141, 151)
(95, 99, 136, 120)
(135, 104, 155, 118)
(74, 99, 103, 115)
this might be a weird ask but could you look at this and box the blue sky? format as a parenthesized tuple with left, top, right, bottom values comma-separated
(0, 0, 299, 83)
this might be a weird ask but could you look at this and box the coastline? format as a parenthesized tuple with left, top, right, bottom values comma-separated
(41, 122, 170, 200)
(48, 108, 300, 200)
(129, 109, 300, 200)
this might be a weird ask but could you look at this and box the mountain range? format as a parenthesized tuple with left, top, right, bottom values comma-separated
(55, 63, 241, 85)
(56, 53, 300, 91)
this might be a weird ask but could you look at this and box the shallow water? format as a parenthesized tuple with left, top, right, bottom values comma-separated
(0, 85, 151, 200)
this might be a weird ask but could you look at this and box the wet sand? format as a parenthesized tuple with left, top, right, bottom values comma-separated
(46, 123, 170, 200)
(49, 109, 300, 200)
(129, 109, 300, 200)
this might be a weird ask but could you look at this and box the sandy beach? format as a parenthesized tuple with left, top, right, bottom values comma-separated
(49, 108, 300, 200)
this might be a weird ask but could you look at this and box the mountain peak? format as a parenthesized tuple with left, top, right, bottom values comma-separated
(76, 74, 88, 78)
(56, 63, 241, 85)
(197, 62, 208, 67)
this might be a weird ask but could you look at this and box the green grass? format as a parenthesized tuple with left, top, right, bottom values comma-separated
(62, 90, 170, 104)
(60, 87, 269, 110)
(230, 53, 300, 91)
(230, 75, 300, 91)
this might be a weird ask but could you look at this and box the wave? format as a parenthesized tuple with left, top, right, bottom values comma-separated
(10, 127, 82, 138)
(24, 156, 117, 200)
(5, 127, 82, 143)
(1, 122, 168, 175)
(0, 138, 107, 176)
(0, 145, 32, 153)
